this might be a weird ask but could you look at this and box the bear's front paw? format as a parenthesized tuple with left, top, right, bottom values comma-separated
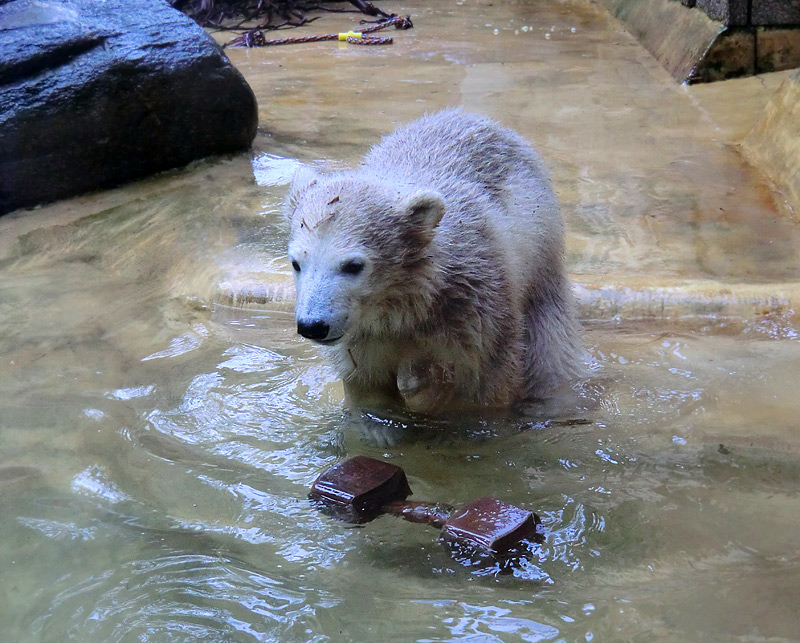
(397, 360, 455, 415)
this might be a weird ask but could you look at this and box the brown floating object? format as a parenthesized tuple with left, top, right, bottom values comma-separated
(309, 455, 412, 523)
(441, 496, 540, 554)
(310, 456, 541, 555)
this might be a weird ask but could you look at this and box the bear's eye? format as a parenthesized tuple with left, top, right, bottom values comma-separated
(340, 259, 365, 276)
(291, 260, 301, 273)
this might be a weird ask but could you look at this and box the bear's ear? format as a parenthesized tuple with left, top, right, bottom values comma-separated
(402, 190, 446, 231)
(283, 166, 321, 221)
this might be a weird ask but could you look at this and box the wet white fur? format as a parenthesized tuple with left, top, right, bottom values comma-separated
(285, 109, 584, 414)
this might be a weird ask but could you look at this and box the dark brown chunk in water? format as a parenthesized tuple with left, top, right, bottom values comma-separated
(309, 456, 541, 555)
(309, 455, 412, 522)
(442, 497, 540, 554)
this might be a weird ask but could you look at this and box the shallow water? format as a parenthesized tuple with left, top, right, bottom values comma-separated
(2, 0, 800, 641)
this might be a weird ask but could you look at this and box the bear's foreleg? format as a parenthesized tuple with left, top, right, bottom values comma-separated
(396, 358, 459, 415)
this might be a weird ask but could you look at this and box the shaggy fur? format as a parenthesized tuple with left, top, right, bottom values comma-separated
(284, 109, 584, 415)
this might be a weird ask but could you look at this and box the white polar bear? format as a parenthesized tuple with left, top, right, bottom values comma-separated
(284, 109, 584, 415)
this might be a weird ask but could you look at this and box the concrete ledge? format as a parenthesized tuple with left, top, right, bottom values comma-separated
(744, 68, 800, 217)
(212, 274, 800, 330)
(572, 276, 799, 324)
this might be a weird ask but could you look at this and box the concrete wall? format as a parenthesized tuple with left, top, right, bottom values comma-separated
(599, 0, 800, 82)
(597, 0, 800, 216)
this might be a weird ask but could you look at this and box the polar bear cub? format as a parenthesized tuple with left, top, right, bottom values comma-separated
(285, 109, 583, 415)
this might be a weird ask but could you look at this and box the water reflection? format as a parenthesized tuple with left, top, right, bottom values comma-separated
(419, 601, 562, 642)
(32, 554, 326, 642)
(5, 264, 800, 641)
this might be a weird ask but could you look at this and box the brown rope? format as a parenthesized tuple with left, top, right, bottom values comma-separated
(225, 14, 413, 47)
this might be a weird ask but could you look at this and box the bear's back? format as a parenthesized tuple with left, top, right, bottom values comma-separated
(362, 110, 555, 213)
(362, 110, 563, 293)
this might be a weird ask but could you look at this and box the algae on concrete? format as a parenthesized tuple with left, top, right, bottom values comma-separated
(744, 68, 800, 219)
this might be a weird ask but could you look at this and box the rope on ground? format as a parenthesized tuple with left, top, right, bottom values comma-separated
(224, 14, 413, 47)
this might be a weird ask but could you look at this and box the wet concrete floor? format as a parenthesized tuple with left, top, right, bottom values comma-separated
(218, 0, 800, 317)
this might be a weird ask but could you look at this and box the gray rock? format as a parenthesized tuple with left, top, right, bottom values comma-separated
(0, 0, 258, 215)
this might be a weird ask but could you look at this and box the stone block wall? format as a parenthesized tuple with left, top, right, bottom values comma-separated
(752, 0, 800, 25)
(690, 0, 800, 25)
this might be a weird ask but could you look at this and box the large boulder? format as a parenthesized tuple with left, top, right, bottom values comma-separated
(0, 0, 258, 215)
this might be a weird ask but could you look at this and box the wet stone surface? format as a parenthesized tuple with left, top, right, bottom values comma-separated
(0, 0, 258, 215)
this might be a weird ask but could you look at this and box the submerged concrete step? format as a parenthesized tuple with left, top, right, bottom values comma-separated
(212, 274, 800, 330)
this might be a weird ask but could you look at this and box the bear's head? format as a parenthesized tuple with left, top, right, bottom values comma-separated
(285, 168, 445, 345)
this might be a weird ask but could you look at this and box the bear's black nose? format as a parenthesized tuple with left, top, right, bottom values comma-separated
(297, 319, 330, 341)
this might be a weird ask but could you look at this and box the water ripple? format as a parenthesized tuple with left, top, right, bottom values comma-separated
(32, 554, 331, 643)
